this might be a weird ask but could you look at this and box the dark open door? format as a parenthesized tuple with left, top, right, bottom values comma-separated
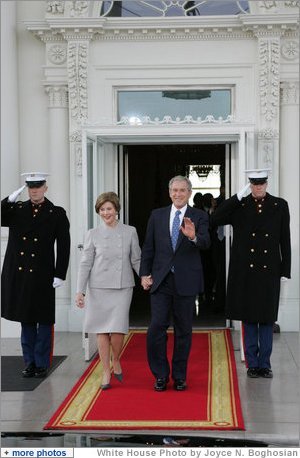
(123, 143, 227, 328)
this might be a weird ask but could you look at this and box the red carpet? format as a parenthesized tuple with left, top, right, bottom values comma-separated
(44, 330, 244, 431)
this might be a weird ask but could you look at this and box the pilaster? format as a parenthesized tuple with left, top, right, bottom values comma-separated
(44, 83, 70, 330)
(278, 80, 299, 331)
(255, 33, 282, 194)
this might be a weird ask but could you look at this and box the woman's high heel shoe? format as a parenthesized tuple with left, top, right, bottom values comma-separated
(101, 373, 111, 390)
(114, 372, 123, 382)
(101, 382, 111, 390)
(113, 361, 123, 382)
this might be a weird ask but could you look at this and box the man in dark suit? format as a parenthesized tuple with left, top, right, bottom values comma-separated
(1, 172, 70, 378)
(140, 175, 210, 391)
(211, 169, 291, 379)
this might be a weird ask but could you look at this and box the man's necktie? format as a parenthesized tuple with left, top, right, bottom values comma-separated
(171, 210, 181, 251)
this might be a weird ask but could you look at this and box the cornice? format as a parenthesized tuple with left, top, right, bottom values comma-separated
(26, 14, 299, 42)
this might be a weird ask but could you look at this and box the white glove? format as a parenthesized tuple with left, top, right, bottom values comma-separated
(53, 277, 64, 288)
(8, 185, 26, 203)
(237, 182, 251, 201)
(281, 277, 289, 282)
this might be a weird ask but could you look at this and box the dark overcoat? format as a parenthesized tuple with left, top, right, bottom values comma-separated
(1, 197, 70, 324)
(211, 193, 291, 323)
(139, 205, 210, 295)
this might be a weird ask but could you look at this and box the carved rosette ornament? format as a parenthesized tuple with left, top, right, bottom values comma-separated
(281, 40, 299, 61)
(258, 38, 280, 121)
(45, 85, 68, 108)
(67, 42, 88, 121)
(48, 44, 67, 65)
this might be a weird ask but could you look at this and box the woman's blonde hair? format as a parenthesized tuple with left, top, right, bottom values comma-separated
(95, 192, 121, 214)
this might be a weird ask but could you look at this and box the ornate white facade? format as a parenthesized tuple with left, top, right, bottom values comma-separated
(1, 1, 299, 336)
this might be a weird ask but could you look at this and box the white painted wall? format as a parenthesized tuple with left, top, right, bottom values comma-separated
(1, 1, 299, 335)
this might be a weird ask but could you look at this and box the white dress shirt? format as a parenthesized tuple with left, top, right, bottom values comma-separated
(169, 204, 187, 235)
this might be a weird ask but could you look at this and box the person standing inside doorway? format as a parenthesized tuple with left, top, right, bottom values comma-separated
(1, 173, 70, 378)
(140, 175, 210, 391)
(211, 169, 291, 378)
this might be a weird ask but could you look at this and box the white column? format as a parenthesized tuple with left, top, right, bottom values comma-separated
(1, 1, 21, 337)
(278, 81, 299, 331)
(45, 84, 71, 331)
(45, 85, 70, 212)
(1, 1, 20, 195)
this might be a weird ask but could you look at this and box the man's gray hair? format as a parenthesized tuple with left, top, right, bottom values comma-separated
(169, 175, 192, 191)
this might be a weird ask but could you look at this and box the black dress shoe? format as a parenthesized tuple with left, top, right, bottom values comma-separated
(259, 368, 273, 378)
(22, 363, 36, 378)
(173, 379, 187, 391)
(34, 367, 48, 378)
(247, 368, 260, 378)
(154, 378, 168, 391)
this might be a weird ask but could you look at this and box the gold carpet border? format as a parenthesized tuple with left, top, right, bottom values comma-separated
(49, 330, 240, 429)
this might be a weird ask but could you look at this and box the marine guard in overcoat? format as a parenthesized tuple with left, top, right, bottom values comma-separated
(1, 173, 70, 377)
(211, 169, 291, 378)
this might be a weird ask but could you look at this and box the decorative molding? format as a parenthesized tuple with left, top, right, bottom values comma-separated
(26, 15, 299, 43)
(48, 44, 67, 64)
(69, 129, 82, 142)
(70, 1, 89, 17)
(258, 37, 280, 121)
(69, 130, 82, 176)
(45, 85, 68, 108)
(75, 143, 82, 176)
(284, 0, 300, 6)
(281, 40, 299, 60)
(117, 115, 236, 126)
(258, 0, 299, 9)
(259, 1, 278, 9)
(93, 29, 254, 42)
(258, 127, 279, 139)
(67, 41, 88, 121)
(46, 1, 65, 14)
(261, 142, 273, 169)
(280, 81, 299, 105)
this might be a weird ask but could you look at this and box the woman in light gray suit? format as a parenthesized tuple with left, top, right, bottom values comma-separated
(76, 192, 141, 389)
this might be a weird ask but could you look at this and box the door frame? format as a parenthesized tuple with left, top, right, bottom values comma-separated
(79, 124, 255, 359)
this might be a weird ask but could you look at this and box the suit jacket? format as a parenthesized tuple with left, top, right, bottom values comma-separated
(140, 205, 210, 296)
(1, 197, 70, 324)
(77, 222, 141, 293)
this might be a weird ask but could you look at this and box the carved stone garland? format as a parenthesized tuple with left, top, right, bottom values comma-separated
(67, 41, 89, 176)
(67, 41, 88, 122)
(257, 36, 281, 191)
(258, 37, 280, 122)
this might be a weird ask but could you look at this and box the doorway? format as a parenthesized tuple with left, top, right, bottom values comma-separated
(123, 143, 228, 328)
